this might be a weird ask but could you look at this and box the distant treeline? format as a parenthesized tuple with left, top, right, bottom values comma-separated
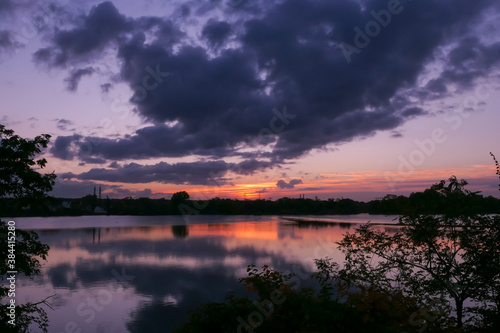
(1, 188, 499, 217)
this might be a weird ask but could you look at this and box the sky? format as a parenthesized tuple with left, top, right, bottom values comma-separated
(1, 0, 500, 201)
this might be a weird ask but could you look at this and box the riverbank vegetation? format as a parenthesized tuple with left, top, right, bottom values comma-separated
(2, 176, 499, 217)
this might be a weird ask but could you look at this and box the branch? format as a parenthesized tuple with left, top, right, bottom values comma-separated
(28, 293, 57, 311)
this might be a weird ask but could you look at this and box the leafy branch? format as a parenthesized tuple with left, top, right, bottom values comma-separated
(491, 152, 500, 192)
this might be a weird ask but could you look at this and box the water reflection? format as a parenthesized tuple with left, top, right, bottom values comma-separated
(171, 225, 188, 239)
(294, 220, 354, 229)
(14, 216, 395, 333)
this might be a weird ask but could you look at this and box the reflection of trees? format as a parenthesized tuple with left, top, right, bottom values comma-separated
(337, 222, 352, 230)
(92, 228, 101, 244)
(296, 221, 329, 229)
(171, 225, 189, 238)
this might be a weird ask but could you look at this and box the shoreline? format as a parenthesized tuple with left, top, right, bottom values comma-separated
(280, 217, 401, 226)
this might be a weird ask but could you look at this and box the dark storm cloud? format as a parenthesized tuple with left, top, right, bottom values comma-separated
(50, 134, 82, 160)
(116, 41, 273, 144)
(61, 161, 232, 185)
(33, 0, 500, 184)
(60, 158, 274, 185)
(140, 17, 185, 48)
(0, 0, 28, 17)
(233, 158, 274, 175)
(0, 0, 14, 14)
(32, 2, 186, 68)
(52, 123, 290, 163)
(202, 20, 232, 48)
(0, 30, 21, 52)
(276, 179, 303, 189)
(179, 3, 190, 17)
(33, 1, 131, 67)
(55, 118, 75, 131)
(51, 124, 237, 160)
(430, 36, 500, 91)
(64, 67, 95, 91)
(237, 0, 500, 158)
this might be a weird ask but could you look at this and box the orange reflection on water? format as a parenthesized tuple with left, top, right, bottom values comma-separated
(188, 222, 278, 240)
(45, 220, 364, 272)
(82, 221, 281, 243)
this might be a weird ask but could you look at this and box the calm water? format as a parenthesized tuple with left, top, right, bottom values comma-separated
(13, 214, 397, 333)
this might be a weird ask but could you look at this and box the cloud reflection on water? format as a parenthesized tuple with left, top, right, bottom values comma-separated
(14, 216, 395, 332)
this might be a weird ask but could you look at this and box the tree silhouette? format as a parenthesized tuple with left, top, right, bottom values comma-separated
(0, 124, 56, 203)
(171, 191, 190, 214)
(0, 125, 54, 333)
(316, 176, 500, 330)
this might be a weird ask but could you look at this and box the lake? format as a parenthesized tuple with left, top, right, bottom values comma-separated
(12, 214, 398, 333)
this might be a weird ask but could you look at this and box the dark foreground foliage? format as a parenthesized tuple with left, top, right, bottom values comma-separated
(176, 176, 500, 333)
(1, 125, 54, 332)
(174, 263, 460, 333)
